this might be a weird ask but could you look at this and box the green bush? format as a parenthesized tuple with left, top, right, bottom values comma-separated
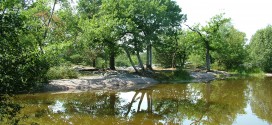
(0, 51, 49, 94)
(188, 54, 205, 69)
(69, 54, 84, 64)
(173, 69, 192, 80)
(115, 53, 136, 67)
(0, 10, 49, 94)
(155, 69, 192, 81)
(211, 61, 226, 71)
(46, 66, 79, 80)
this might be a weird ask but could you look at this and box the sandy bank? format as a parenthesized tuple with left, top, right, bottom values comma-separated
(43, 72, 158, 93)
(43, 68, 233, 93)
(189, 70, 230, 82)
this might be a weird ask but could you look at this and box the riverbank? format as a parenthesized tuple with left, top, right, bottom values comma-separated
(43, 71, 158, 93)
(43, 68, 233, 93)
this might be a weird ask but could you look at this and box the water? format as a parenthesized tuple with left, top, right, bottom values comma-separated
(7, 77, 272, 124)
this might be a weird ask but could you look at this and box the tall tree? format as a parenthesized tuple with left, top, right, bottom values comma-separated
(186, 14, 230, 71)
(0, 0, 49, 93)
(116, 0, 186, 71)
(212, 25, 247, 70)
(248, 25, 272, 72)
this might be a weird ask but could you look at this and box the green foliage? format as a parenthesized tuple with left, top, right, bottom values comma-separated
(173, 69, 192, 81)
(44, 42, 73, 66)
(186, 14, 247, 71)
(248, 25, 272, 72)
(154, 69, 192, 81)
(69, 54, 84, 64)
(188, 54, 205, 69)
(0, 1, 49, 94)
(46, 66, 79, 80)
(155, 31, 189, 68)
(211, 24, 247, 70)
(115, 53, 133, 67)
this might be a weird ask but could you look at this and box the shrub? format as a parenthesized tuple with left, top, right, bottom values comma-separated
(0, 52, 49, 94)
(46, 66, 79, 80)
(188, 54, 205, 69)
(173, 69, 192, 80)
(69, 54, 84, 64)
(155, 69, 192, 81)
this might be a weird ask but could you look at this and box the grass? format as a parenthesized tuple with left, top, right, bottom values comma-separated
(153, 69, 192, 81)
(46, 66, 79, 80)
(228, 69, 266, 79)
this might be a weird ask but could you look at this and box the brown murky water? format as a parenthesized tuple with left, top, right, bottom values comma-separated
(11, 77, 272, 124)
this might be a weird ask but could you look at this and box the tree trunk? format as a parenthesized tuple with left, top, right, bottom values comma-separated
(146, 43, 153, 70)
(92, 58, 96, 68)
(205, 41, 211, 72)
(182, 54, 186, 68)
(185, 24, 211, 72)
(136, 50, 145, 71)
(172, 52, 176, 68)
(124, 47, 139, 73)
(109, 48, 115, 70)
(40, 0, 57, 53)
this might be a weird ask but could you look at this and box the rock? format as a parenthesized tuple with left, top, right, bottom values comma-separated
(43, 73, 158, 93)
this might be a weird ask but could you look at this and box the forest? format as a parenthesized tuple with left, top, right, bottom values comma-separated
(1, 0, 272, 94)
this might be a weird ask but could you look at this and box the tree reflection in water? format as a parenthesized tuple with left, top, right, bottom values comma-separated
(0, 95, 21, 124)
(250, 77, 272, 124)
(11, 78, 271, 124)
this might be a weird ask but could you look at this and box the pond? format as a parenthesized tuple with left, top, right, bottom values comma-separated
(7, 77, 272, 124)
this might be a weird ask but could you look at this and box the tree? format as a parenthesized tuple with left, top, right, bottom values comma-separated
(186, 14, 231, 71)
(212, 25, 247, 70)
(114, 0, 186, 71)
(248, 25, 272, 72)
(0, 0, 49, 93)
(78, 0, 102, 19)
(137, 0, 186, 70)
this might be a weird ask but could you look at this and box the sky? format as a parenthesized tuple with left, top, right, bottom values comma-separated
(175, 0, 272, 41)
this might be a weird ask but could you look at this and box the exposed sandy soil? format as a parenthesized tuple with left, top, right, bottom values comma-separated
(43, 66, 231, 93)
(43, 71, 158, 93)
(189, 70, 230, 82)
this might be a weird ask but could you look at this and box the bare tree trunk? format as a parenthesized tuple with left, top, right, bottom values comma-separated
(92, 58, 96, 67)
(40, 0, 57, 53)
(146, 43, 153, 70)
(205, 42, 211, 72)
(172, 52, 176, 68)
(109, 48, 116, 70)
(185, 24, 211, 72)
(124, 47, 139, 73)
(136, 50, 145, 71)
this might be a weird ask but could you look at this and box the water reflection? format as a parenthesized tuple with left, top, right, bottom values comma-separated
(250, 77, 272, 124)
(12, 78, 272, 124)
(48, 100, 66, 113)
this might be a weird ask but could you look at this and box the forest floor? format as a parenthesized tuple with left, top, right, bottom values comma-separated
(43, 66, 231, 93)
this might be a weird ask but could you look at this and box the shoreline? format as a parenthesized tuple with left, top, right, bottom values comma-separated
(43, 72, 158, 93)
(43, 67, 272, 93)
(43, 69, 233, 93)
